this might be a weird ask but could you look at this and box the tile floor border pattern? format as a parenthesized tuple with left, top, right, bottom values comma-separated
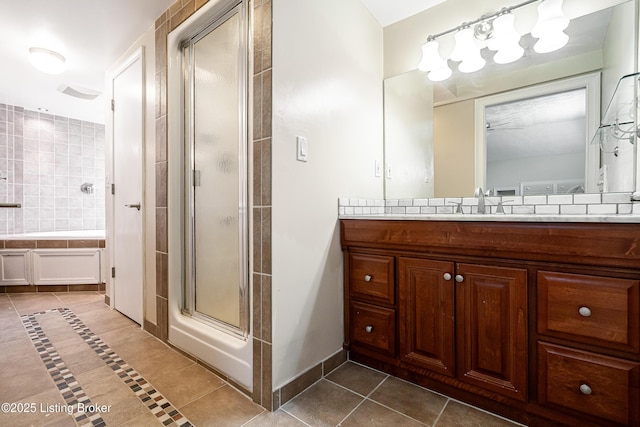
(20, 307, 194, 427)
(21, 309, 106, 427)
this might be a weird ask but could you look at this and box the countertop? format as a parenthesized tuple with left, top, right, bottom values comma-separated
(339, 213, 640, 223)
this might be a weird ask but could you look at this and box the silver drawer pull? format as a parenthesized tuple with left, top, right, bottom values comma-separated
(455, 274, 464, 283)
(579, 384, 592, 395)
(365, 325, 373, 333)
(364, 274, 373, 282)
(443, 273, 452, 281)
(578, 306, 592, 317)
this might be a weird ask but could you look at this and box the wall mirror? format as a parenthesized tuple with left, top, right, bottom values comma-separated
(383, 0, 638, 199)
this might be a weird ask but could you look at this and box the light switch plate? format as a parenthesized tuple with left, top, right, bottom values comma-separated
(296, 136, 308, 162)
(375, 160, 382, 177)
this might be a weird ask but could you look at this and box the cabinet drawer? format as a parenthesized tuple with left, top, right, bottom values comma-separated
(350, 301, 395, 357)
(538, 342, 640, 426)
(538, 271, 640, 354)
(350, 254, 394, 305)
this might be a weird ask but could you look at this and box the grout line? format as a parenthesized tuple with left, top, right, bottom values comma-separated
(334, 375, 392, 424)
(277, 406, 313, 426)
(431, 399, 450, 426)
(443, 395, 526, 426)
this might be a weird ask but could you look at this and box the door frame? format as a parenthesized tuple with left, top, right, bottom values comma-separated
(107, 47, 146, 324)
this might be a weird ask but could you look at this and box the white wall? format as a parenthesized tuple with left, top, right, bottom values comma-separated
(384, 70, 434, 199)
(271, 0, 383, 389)
(600, 0, 637, 192)
(105, 25, 156, 324)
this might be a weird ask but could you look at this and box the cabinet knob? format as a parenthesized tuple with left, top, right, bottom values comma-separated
(578, 306, 592, 317)
(365, 325, 373, 333)
(443, 273, 452, 281)
(364, 274, 372, 282)
(579, 384, 592, 395)
(455, 274, 464, 283)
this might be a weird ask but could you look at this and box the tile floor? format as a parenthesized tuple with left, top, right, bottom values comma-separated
(0, 292, 524, 426)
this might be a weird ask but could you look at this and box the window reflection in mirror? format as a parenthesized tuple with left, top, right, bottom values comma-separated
(485, 89, 587, 196)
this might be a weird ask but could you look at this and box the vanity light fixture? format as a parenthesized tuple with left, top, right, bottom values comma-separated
(417, 0, 569, 82)
(531, 0, 569, 53)
(417, 39, 452, 82)
(28, 47, 66, 75)
(451, 26, 486, 73)
(488, 12, 524, 64)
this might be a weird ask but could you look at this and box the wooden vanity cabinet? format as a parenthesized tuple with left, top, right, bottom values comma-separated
(341, 219, 640, 427)
(398, 258, 528, 401)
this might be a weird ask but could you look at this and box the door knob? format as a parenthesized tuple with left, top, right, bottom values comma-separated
(443, 273, 452, 281)
(455, 275, 464, 283)
(125, 203, 141, 211)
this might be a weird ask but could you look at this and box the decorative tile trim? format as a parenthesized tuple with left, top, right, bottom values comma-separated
(21, 308, 193, 427)
(338, 194, 638, 217)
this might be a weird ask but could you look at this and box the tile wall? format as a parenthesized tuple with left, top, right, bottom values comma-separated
(154, 0, 274, 410)
(0, 104, 105, 234)
(339, 193, 640, 216)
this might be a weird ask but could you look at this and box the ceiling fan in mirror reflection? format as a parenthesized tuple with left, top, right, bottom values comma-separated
(418, 0, 569, 82)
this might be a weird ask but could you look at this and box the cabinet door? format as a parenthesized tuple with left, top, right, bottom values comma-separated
(399, 257, 455, 377)
(456, 263, 528, 401)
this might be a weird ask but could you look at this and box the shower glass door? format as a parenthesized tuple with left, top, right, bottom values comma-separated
(182, 1, 248, 337)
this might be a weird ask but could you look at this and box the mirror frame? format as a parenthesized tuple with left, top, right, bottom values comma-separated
(474, 72, 601, 194)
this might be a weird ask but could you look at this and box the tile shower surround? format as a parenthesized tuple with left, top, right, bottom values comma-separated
(154, 0, 276, 411)
(339, 193, 640, 217)
(0, 104, 105, 234)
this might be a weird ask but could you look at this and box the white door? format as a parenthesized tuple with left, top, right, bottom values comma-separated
(112, 51, 144, 324)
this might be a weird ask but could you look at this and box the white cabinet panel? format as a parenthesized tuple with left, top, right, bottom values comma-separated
(0, 250, 31, 286)
(32, 249, 101, 285)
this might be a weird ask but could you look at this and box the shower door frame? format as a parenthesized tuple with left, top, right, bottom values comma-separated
(181, 0, 250, 339)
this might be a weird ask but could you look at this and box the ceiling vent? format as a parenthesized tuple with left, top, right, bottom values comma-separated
(57, 84, 101, 100)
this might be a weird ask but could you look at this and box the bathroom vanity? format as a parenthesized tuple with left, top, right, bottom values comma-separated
(341, 218, 640, 427)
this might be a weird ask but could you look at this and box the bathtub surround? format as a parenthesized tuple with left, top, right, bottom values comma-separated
(0, 104, 105, 235)
(0, 237, 105, 293)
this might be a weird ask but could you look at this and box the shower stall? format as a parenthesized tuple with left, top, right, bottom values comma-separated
(167, 0, 252, 389)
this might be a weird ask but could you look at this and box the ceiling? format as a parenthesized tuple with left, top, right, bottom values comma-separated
(0, 0, 174, 124)
(360, 0, 447, 27)
(0, 0, 444, 125)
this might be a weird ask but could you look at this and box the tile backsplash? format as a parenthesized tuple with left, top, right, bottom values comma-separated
(339, 193, 640, 216)
(0, 104, 105, 234)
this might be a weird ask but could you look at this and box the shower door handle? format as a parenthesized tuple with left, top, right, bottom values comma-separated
(125, 203, 141, 211)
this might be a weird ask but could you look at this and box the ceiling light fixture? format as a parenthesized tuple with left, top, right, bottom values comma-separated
(417, 0, 570, 82)
(28, 47, 66, 75)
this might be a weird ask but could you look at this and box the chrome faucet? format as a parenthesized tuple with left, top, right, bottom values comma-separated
(474, 187, 486, 214)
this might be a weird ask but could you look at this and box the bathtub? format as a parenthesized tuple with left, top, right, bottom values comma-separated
(0, 230, 106, 291)
(0, 230, 106, 240)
